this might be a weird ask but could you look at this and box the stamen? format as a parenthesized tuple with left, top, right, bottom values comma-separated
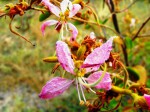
(76, 78, 81, 102)
(78, 63, 107, 87)
(79, 80, 86, 102)
(81, 77, 96, 94)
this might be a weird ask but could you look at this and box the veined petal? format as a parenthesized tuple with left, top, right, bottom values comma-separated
(60, 0, 69, 14)
(41, 20, 58, 36)
(67, 23, 78, 41)
(82, 37, 114, 70)
(56, 41, 75, 74)
(42, 0, 60, 17)
(69, 4, 81, 18)
(144, 94, 150, 108)
(87, 71, 112, 90)
(39, 77, 73, 99)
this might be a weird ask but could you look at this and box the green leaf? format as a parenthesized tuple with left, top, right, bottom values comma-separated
(127, 67, 140, 82)
(39, 11, 51, 22)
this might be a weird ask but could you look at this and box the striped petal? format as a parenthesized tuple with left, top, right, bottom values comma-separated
(39, 77, 73, 99)
(69, 4, 81, 18)
(68, 23, 78, 41)
(41, 20, 58, 36)
(82, 37, 114, 71)
(60, 0, 69, 14)
(56, 41, 75, 74)
(41, 0, 60, 17)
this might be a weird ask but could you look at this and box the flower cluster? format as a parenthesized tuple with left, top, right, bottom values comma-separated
(38, 0, 150, 110)
(39, 36, 114, 103)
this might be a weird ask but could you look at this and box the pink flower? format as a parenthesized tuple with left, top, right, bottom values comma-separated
(144, 94, 150, 108)
(39, 37, 114, 101)
(41, 0, 81, 41)
(82, 36, 114, 73)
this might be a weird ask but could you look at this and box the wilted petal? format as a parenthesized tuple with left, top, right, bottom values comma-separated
(144, 94, 150, 108)
(87, 71, 112, 90)
(67, 23, 78, 41)
(82, 37, 114, 70)
(56, 41, 75, 74)
(60, 0, 69, 14)
(42, 0, 60, 17)
(39, 77, 73, 99)
(41, 20, 58, 36)
(69, 4, 81, 18)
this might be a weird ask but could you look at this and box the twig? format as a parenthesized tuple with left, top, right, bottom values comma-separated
(105, 0, 129, 66)
(114, 0, 138, 13)
(9, 18, 35, 46)
(132, 16, 150, 41)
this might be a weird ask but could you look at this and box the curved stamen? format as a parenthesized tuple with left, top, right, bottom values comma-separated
(76, 78, 81, 102)
(79, 82, 86, 102)
(81, 77, 96, 94)
(78, 63, 107, 88)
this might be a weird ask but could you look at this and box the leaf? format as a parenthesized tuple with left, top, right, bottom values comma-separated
(39, 11, 51, 22)
(127, 65, 147, 84)
(127, 67, 139, 82)
(39, 77, 73, 99)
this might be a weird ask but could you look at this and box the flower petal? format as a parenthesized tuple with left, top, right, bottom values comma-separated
(144, 94, 150, 108)
(41, 20, 58, 36)
(41, 0, 60, 17)
(56, 41, 75, 74)
(67, 23, 78, 41)
(39, 77, 73, 99)
(60, 0, 69, 14)
(69, 4, 81, 18)
(82, 37, 114, 71)
(87, 71, 112, 90)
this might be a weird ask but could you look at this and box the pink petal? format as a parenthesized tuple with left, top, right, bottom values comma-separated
(82, 37, 114, 71)
(41, 0, 60, 17)
(60, 0, 69, 14)
(56, 41, 75, 74)
(39, 77, 73, 99)
(69, 4, 81, 18)
(87, 71, 112, 90)
(41, 20, 58, 36)
(144, 94, 150, 108)
(67, 23, 78, 41)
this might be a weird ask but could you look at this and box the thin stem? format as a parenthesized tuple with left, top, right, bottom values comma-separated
(9, 18, 34, 46)
(85, 5, 100, 23)
(72, 17, 121, 37)
(132, 16, 150, 41)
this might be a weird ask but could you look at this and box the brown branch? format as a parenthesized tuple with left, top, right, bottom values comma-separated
(132, 16, 150, 41)
(114, 0, 138, 13)
(9, 18, 35, 46)
(105, 0, 129, 66)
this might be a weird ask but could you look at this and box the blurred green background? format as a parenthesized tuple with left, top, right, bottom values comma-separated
(0, 0, 150, 112)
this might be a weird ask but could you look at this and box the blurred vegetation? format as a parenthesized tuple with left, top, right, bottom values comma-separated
(0, 0, 150, 112)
